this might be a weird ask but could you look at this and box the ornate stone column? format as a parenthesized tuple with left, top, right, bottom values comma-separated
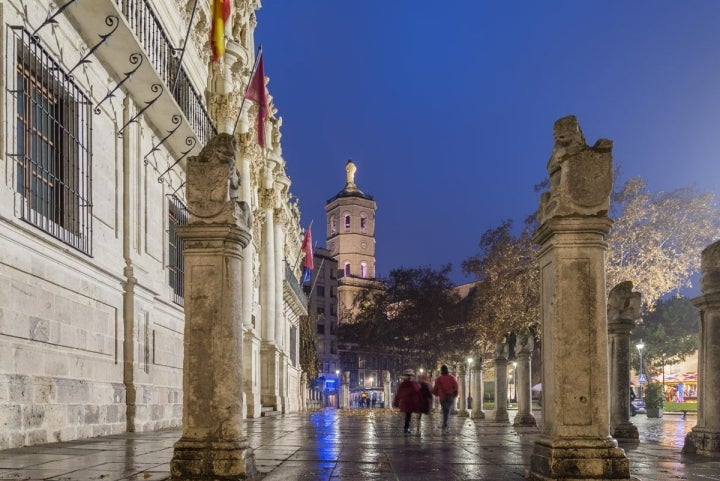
(514, 329, 536, 427)
(528, 116, 629, 480)
(684, 241, 720, 455)
(260, 180, 280, 410)
(494, 341, 510, 423)
(341, 371, 350, 409)
(607, 282, 641, 442)
(170, 134, 256, 480)
(471, 359, 485, 419)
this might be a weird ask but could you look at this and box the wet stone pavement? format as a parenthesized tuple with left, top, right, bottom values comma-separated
(1, 408, 719, 480)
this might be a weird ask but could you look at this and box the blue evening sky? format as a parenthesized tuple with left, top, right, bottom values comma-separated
(255, 1, 720, 285)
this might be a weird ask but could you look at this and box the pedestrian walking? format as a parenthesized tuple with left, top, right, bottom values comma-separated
(432, 364, 459, 433)
(393, 369, 420, 435)
(417, 374, 434, 433)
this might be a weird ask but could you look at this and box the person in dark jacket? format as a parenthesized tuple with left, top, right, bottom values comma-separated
(416, 374, 434, 434)
(393, 369, 421, 434)
(432, 364, 459, 433)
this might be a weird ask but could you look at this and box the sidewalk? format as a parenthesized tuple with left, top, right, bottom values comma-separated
(1, 409, 718, 480)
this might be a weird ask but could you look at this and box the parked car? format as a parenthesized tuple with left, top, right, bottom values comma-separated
(631, 398, 646, 415)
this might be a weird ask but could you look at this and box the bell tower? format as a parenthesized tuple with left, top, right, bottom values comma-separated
(325, 160, 378, 321)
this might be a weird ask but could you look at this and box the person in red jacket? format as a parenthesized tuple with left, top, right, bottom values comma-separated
(393, 369, 420, 435)
(432, 364, 459, 433)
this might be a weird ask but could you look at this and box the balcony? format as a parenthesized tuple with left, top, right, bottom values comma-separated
(62, 0, 216, 159)
(284, 262, 308, 315)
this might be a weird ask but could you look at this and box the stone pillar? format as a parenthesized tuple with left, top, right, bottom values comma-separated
(340, 371, 350, 409)
(273, 210, 287, 412)
(260, 169, 280, 409)
(528, 115, 628, 480)
(607, 282, 641, 442)
(300, 372, 307, 411)
(514, 330, 536, 427)
(170, 134, 256, 480)
(457, 364, 468, 415)
(684, 241, 720, 455)
(383, 370, 392, 409)
(471, 360, 485, 419)
(494, 341, 510, 423)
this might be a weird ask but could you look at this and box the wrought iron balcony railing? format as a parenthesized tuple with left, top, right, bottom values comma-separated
(114, 0, 216, 145)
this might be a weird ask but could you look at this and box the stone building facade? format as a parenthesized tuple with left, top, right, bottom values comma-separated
(0, 0, 306, 449)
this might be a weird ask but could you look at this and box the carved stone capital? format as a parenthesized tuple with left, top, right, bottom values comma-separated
(185, 133, 252, 231)
(538, 115, 613, 225)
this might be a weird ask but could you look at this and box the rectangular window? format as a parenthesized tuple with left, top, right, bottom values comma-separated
(316, 286, 325, 296)
(317, 307, 325, 315)
(12, 28, 92, 254)
(317, 324, 325, 335)
(289, 325, 297, 366)
(168, 195, 188, 306)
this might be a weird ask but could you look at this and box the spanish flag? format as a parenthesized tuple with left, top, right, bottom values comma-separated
(210, 0, 231, 62)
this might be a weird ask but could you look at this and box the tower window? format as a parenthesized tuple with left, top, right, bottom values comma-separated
(360, 262, 368, 278)
(344, 214, 351, 228)
(331, 216, 337, 233)
(344, 262, 350, 277)
(360, 214, 367, 230)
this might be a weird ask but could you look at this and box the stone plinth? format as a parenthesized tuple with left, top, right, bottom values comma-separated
(494, 341, 510, 423)
(340, 371, 350, 409)
(470, 362, 485, 419)
(607, 282, 640, 442)
(170, 134, 256, 480)
(528, 116, 629, 480)
(514, 330, 536, 427)
(684, 241, 720, 455)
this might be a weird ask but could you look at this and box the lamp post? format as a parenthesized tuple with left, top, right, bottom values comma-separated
(636, 341, 645, 399)
(467, 358, 473, 411)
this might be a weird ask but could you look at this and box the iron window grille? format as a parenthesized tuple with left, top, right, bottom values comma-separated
(168, 194, 188, 306)
(9, 27, 93, 255)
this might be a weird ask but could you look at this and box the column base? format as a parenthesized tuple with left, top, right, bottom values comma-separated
(612, 423, 639, 443)
(494, 407, 510, 423)
(527, 436, 630, 480)
(513, 412, 537, 427)
(471, 409, 486, 420)
(683, 428, 720, 455)
(171, 438, 257, 480)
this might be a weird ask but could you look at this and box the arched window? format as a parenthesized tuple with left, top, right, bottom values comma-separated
(360, 262, 368, 278)
(330, 216, 337, 233)
(344, 262, 351, 277)
(360, 213, 367, 231)
(344, 213, 351, 229)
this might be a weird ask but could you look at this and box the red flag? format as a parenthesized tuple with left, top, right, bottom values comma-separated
(210, 0, 231, 62)
(244, 53, 267, 147)
(301, 225, 314, 270)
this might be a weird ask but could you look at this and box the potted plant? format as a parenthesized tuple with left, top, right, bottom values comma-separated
(644, 381, 664, 418)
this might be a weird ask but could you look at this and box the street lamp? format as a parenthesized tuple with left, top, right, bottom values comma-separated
(467, 358, 473, 411)
(636, 341, 645, 398)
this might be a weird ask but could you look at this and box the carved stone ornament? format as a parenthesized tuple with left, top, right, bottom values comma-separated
(185, 133, 252, 229)
(538, 115, 613, 224)
(607, 281, 641, 324)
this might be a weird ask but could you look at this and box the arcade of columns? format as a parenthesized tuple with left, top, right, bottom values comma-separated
(201, 1, 307, 419)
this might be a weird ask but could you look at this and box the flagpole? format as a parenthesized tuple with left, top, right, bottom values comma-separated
(231, 44, 262, 137)
(307, 256, 325, 298)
